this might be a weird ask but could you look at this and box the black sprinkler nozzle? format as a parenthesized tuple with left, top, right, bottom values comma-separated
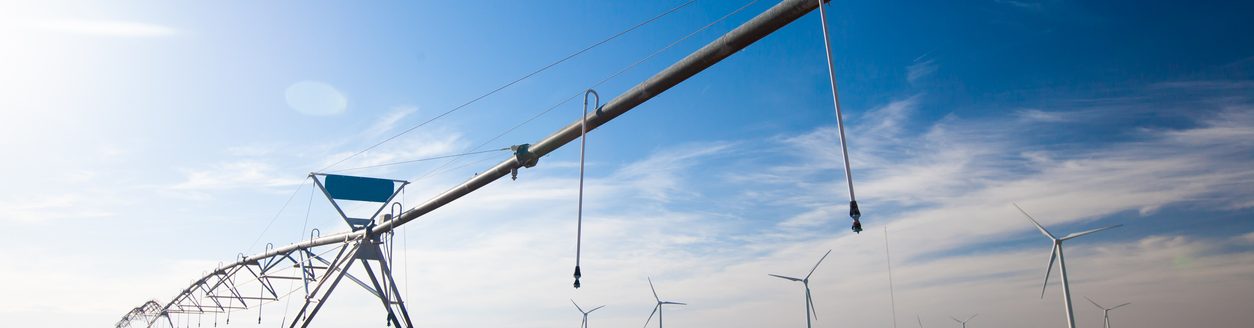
(573, 265, 582, 288)
(849, 200, 862, 233)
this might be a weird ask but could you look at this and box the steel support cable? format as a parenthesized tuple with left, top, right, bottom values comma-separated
(129, 0, 825, 323)
(420, 151, 503, 180)
(572, 89, 598, 289)
(300, 180, 315, 243)
(244, 179, 310, 254)
(317, 0, 699, 172)
(816, 0, 862, 233)
(328, 147, 512, 172)
(414, 0, 764, 184)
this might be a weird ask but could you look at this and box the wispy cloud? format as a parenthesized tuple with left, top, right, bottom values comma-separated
(906, 59, 938, 84)
(168, 160, 301, 196)
(610, 142, 736, 204)
(366, 106, 420, 138)
(995, 0, 1047, 11)
(0, 194, 114, 222)
(1015, 108, 1072, 122)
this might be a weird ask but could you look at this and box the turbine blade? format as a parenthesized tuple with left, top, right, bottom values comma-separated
(807, 291, 818, 321)
(643, 305, 658, 328)
(648, 277, 660, 302)
(1084, 296, 1103, 310)
(589, 305, 606, 313)
(1060, 224, 1122, 241)
(1111, 302, 1131, 310)
(768, 274, 803, 282)
(917, 314, 924, 328)
(1014, 203, 1056, 239)
(662, 301, 687, 305)
(950, 317, 962, 324)
(1042, 245, 1058, 299)
(572, 299, 584, 313)
(806, 250, 833, 280)
(967, 314, 978, 322)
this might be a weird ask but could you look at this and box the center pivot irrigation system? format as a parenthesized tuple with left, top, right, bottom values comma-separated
(116, 0, 864, 327)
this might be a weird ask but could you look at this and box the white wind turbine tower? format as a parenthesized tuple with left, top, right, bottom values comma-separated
(1085, 297, 1130, 328)
(949, 314, 977, 328)
(1014, 203, 1123, 328)
(768, 249, 831, 328)
(643, 277, 686, 328)
(571, 299, 605, 328)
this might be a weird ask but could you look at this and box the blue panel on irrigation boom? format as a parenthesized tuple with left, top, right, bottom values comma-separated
(324, 174, 397, 203)
(311, 173, 409, 231)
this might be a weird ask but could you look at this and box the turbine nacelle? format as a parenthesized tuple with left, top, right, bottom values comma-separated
(950, 314, 978, 328)
(643, 278, 685, 328)
(572, 299, 605, 328)
(1014, 202, 1124, 328)
(768, 250, 832, 327)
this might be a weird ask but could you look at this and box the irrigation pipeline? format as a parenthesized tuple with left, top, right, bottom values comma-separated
(133, 0, 833, 323)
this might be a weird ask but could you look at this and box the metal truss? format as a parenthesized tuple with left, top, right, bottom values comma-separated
(116, 232, 411, 328)
(287, 234, 412, 328)
(116, 300, 170, 328)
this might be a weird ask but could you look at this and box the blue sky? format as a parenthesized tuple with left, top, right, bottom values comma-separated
(1, 0, 1252, 327)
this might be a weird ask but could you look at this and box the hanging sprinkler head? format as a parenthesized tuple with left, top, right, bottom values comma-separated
(850, 200, 862, 233)
(817, 0, 862, 235)
(572, 89, 597, 290)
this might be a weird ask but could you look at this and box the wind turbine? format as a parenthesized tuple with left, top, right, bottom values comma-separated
(949, 314, 977, 328)
(1014, 203, 1122, 328)
(571, 299, 605, 328)
(768, 249, 831, 328)
(643, 277, 686, 328)
(917, 314, 924, 328)
(1085, 297, 1130, 328)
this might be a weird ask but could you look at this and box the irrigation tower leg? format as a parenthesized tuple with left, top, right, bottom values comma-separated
(286, 237, 414, 328)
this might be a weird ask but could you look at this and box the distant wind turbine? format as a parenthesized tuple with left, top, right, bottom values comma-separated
(571, 299, 605, 328)
(1014, 203, 1122, 328)
(643, 277, 686, 328)
(917, 314, 924, 328)
(1085, 297, 1130, 328)
(950, 314, 977, 328)
(768, 249, 831, 328)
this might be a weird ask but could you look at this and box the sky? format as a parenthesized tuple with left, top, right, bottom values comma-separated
(1, 0, 1252, 327)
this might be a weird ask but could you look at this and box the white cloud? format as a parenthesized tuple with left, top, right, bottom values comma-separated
(366, 106, 420, 138)
(996, 0, 1046, 11)
(0, 193, 114, 222)
(110, 85, 1254, 327)
(609, 142, 735, 204)
(317, 127, 467, 174)
(23, 19, 176, 38)
(286, 81, 348, 116)
(907, 59, 938, 84)
(1016, 108, 1072, 122)
(168, 160, 302, 195)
